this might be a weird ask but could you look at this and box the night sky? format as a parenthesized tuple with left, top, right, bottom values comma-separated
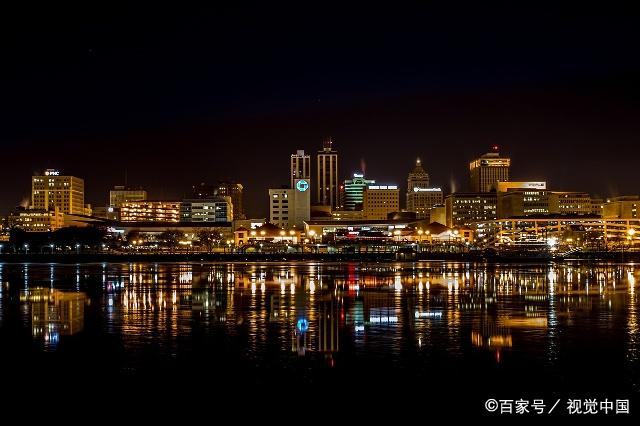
(2, 5, 639, 217)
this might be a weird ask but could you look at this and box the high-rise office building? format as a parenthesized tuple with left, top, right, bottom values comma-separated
(406, 158, 442, 219)
(109, 185, 147, 207)
(269, 178, 310, 229)
(192, 181, 245, 220)
(181, 197, 233, 222)
(31, 169, 86, 215)
(291, 150, 311, 188)
(469, 149, 511, 192)
(445, 193, 498, 227)
(316, 137, 339, 208)
(363, 185, 400, 220)
(343, 173, 375, 211)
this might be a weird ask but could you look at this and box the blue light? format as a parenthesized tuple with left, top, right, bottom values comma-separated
(296, 179, 309, 192)
(296, 318, 309, 333)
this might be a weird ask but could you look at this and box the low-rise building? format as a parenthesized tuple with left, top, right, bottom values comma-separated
(445, 192, 497, 227)
(120, 200, 181, 222)
(363, 185, 400, 220)
(9, 207, 65, 232)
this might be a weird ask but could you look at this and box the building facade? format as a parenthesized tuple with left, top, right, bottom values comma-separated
(469, 150, 511, 192)
(445, 192, 497, 227)
(181, 198, 233, 222)
(343, 173, 375, 211)
(316, 137, 339, 208)
(9, 207, 65, 232)
(291, 150, 311, 188)
(406, 158, 442, 219)
(109, 186, 147, 207)
(363, 185, 400, 220)
(192, 181, 245, 220)
(269, 178, 310, 229)
(31, 169, 86, 215)
(120, 200, 181, 222)
(549, 192, 592, 216)
(603, 196, 640, 219)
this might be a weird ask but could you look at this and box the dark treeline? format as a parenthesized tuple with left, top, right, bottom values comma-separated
(6, 226, 106, 252)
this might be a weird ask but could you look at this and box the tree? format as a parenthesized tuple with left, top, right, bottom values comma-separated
(195, 228, 222, 253)
(159, 229, 183, 251)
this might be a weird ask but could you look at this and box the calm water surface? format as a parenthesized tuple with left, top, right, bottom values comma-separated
(0, 261, 638, 412)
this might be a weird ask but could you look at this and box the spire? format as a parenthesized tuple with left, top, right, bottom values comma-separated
(416, 157, 421, 166)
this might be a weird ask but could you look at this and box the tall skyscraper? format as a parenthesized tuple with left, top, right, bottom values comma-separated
(343, 173, 375, 211)
(31, 169, 86, 215)
(406, 158, 442, 219)
(407, 158, 430, 191)
(316, 137, 339, 208)
(469, 148, 511, 192)
(291, 150, 311, 188)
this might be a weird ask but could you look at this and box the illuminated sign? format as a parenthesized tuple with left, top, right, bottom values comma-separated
(413, 187, 442, 192)
(368, 185, 398, 190)
(44, 169, 60, 176)
(296, 179, 309, 192)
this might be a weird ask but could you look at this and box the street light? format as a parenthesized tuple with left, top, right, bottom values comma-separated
(75, 243, 80, 254)
(50, 243, 54, 253)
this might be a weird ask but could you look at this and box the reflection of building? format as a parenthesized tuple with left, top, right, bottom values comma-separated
(9, 206, 65, 232)
(343, 173, 375, 211)
(181, 198, 233, 222)
(316, 137, 339, 208)
(120, 200, 181, 222)
(21, 289, 85, 345)
(109, 185, 147, 207)
(469, 150, 510, 192)
(318, 299, 340, 353)
(445, 192, 497, 227)
(31, 169, 89, 215)
(363, 185, 400, 220)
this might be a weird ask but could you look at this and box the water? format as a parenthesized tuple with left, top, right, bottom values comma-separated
(0, 261, 638, 416)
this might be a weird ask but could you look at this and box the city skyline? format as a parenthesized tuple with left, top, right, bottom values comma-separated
(2, 7, 639, 218)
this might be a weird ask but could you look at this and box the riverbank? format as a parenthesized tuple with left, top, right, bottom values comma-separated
(1, 250, 639, 263)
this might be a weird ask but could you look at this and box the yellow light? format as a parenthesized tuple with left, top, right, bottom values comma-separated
(418, 229, 423, 235)
(309, 230, 316, 237)
(289, 230, 295, 235)
(260, 231, 266, 236)
(280, 231, 285, 236)
(250, 231, 256, 236)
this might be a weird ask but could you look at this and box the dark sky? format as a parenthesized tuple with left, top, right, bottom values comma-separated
(2, 5, 639, 217)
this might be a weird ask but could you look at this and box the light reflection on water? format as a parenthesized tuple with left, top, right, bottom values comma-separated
(0, 261, 638, 392)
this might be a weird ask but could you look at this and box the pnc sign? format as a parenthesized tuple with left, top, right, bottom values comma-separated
(296, 179, 309, 192)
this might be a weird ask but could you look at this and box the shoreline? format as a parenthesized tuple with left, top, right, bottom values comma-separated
(1, 251, 638, 264)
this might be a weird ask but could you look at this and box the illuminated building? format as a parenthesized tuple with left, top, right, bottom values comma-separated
(497, 189, 593, 219)
(549, 192, 592, 215)
(291, 150, 311, 188)
(406, 158, 442, 219)
(473, 217, 640, 248)
(316, 137, 339, 208)
(497, 181, 546, 192)
(181, 198, 233, 222)
(603, 196, 640, 219)
(469, 149, 510, 192)
(363, 185, 400, 220)
(343, 173, 375, 211)
(445, 192, 497, 227)
(120, 200, 181, 222)
(497, 190, 550, 218)
(9, 206, 65, 232)
(591, 198, 604, 217)
(109, 185, 147, 207)
(269, 178, 310, 229)
(31, 169, 88, 215)
(216, 182, 245, 220)
(193, 181, 245, 220)
(234, 222, 301, 245)
(430, 204, 446, 225)
(269, 188, 293, 229)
